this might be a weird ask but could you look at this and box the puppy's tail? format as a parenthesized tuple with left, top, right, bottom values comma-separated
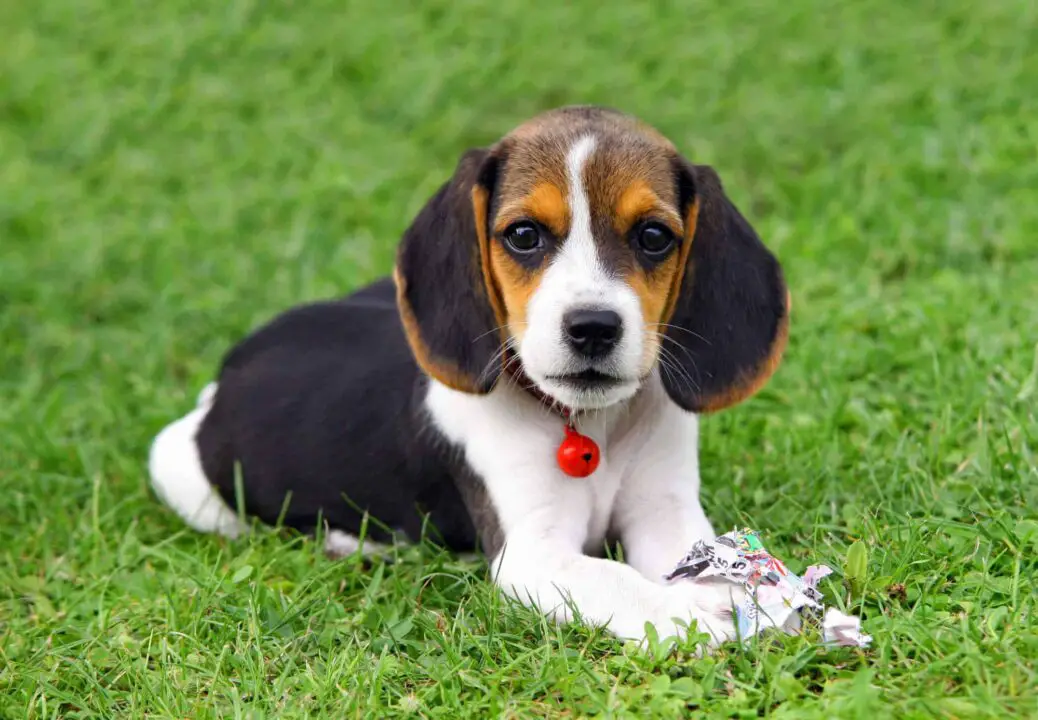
(148, 382, 243, 538)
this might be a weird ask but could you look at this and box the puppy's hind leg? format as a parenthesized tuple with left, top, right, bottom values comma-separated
(148, 383, 244, 538)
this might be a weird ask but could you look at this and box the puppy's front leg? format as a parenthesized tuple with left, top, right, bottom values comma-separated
(613, 464, 718, 584)
(492, 528, 740, 645)
(612, 403, 720, 583)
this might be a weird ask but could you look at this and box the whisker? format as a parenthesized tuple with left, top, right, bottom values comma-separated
(652, 323, 711, 346)
(656, 355, 679, 393)
(650, 332, 701, 393)
(471, 321, 527, 344)
(475, 335, 519, 387)
(655, 335, 699, 387)
(655, 350, 694, 396)
(652, 330, 702, 383)
(656, 351, 696, 397)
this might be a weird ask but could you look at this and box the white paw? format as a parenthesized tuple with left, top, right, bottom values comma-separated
(655, 579, 747, 648)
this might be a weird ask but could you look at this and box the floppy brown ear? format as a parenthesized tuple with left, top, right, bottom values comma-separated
(661, 161, 790, 413)
(394, 148, 507, 394)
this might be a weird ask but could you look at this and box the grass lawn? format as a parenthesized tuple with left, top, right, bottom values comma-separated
(2, 0, 1036, 717)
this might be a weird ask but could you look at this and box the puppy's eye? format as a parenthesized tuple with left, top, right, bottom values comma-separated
(503, 222, 543, 254)
(635, 222, 676, 259)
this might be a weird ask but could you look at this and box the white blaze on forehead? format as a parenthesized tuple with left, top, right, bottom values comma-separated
(558, 135, 609, 285)
(565, 134, 596, 248)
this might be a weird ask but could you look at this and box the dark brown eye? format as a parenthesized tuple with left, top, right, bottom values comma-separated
(503, 222, 543, 254)
(635, 222, 676, 258)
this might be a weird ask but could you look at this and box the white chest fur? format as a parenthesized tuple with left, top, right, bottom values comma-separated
(424, 375, 706, 558)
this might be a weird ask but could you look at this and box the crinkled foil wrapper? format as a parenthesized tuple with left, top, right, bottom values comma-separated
(664, 528, 871, 647)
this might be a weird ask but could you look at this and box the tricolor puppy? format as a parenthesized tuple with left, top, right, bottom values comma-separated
(149, 106, 788, 646)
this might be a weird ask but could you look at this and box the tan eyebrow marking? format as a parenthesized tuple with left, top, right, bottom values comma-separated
(494, 182, 570, 238)
(614, 180, 682, 235)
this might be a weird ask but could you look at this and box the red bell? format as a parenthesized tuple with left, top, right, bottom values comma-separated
(556, 424, 601, 478)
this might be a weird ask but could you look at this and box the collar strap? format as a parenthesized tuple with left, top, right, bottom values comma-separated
(503, 354, 572, 420)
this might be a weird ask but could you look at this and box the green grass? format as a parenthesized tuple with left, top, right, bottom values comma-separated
(2, 0, 1036, 716)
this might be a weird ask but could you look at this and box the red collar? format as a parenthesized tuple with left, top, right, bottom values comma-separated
(503, 356, 572, 419)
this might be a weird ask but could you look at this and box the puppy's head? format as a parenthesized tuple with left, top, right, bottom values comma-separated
(395, 106, 789, 412)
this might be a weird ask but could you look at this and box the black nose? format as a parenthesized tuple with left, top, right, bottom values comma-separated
(564, 309, 623, 358)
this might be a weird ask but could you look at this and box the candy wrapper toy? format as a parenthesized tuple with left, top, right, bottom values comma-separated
(663, 528, 872, 648)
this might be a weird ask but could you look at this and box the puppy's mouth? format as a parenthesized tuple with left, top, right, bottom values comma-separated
(537, 368, 641, 410)
(545, 368, 625, 390)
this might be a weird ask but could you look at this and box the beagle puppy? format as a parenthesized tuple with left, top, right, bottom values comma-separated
(149, 106, 788, 646)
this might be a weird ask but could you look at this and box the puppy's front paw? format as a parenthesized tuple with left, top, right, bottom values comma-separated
(657, 579, 746, 648)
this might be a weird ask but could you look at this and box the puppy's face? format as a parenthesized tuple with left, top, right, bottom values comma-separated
(485, 115, 691, 409)
(396, 106, 788, 415)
